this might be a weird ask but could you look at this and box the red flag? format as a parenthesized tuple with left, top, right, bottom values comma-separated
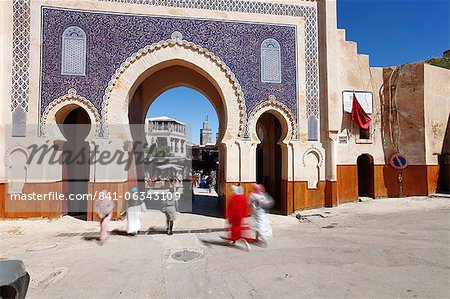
(351, 93, 371, 129)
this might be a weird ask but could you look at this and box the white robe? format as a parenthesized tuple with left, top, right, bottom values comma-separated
(126, 204, 142, 234)
(250, 193, 273, 240)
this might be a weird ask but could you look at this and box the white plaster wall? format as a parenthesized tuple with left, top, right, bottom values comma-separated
(5, 136, 63, 183)
(292, 141, 326, 182)
(334, 29, 386, 165)
(0, 0, 14, 182)
(424, 64, 450, 165)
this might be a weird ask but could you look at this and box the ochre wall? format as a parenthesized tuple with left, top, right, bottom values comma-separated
(374, 165, 429, 197)
(0, 181, 130, 220)
(337, 164, 433, 203)
(293, 181, 326, 211)
(281, 179, 294, 214)
(0, 182, 63, 219)
(0, 183, 5, 218)
(0, 165, 440, 220)
(426, 166, 440, 194)
(337, 166, 359, 203)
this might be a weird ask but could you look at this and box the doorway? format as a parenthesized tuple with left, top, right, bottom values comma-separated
(437, 116, 450, 194)
(58, 106, 91, 219)
(256, 113, 283, 212)
(357, 154, 375, 198)
(437, 154, 450, 194)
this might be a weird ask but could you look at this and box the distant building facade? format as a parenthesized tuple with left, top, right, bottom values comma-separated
(146, 116, 187, 158)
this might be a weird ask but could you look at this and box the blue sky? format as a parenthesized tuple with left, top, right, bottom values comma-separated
(148, 0, 449, 144)
(338, 0, 449, 67)
(146, 87, 218, 144)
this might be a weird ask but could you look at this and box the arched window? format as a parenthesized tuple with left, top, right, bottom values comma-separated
(12, 106, 26, 137)
(61, 26, 86, 76)
(261, 38, 281, 83)
(308, 115, 318, 141)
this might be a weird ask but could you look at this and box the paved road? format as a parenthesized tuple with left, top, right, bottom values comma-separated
(1, 197, 449, 298)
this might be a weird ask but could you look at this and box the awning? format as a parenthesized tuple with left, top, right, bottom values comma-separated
(155, 164, 183, 171)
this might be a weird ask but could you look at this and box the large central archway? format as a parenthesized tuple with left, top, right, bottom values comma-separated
(129, 65, 226, 212)
(103, 39, 247, 214)
(102, 39, 246, 136)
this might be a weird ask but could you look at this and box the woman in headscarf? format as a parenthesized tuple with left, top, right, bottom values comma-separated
(224, 185, 251, 250)
(126, 187, 143, 236)
(94, 189, 115, 244)
(250, 184, 273, 246)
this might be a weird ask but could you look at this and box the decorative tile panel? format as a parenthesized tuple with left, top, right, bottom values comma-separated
(11, 0, 30, 113)
(61, 26, 87, 76)
(11, 0, 320, 139)
(41, 8, 298, 121)
(261, 38, 281, 83)
(99, 0, 320, 119)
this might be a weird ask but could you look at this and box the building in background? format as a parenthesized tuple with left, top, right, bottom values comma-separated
(200, 116, 212, 145)
(146, 116, 187, 158)
(191, 144, 219, 175)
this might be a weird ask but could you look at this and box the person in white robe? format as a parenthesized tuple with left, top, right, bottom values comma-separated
(249, 184, 273, 245)
(126, 187, 144, 235)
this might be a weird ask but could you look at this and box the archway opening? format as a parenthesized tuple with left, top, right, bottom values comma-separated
(57, 106, 91, 219)
(357, 154, 374, 198)
(128, 63, 226, 218)
(256, 112, 284, 213)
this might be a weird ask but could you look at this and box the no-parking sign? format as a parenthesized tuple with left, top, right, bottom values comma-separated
(390, 153, 408, 170)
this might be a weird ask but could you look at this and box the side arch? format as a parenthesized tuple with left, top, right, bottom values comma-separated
(247, 97, 297, 144)
(41, 88, 100, 140)
(4, 144, 29, 194)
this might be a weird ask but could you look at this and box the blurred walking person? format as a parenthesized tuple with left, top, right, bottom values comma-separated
(126, 187, 144, 236)
(223, 185, 251, 251)
(250, 184, 273, 247)
(207, 175, 213, 193)
(162, 186, 178, 235)
(94, 190, 115, 244)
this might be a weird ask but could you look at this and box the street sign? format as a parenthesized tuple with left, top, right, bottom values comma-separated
(390, 153, 408, 170)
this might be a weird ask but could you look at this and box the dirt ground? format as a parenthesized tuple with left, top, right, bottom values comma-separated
(1, 196, 449, 298)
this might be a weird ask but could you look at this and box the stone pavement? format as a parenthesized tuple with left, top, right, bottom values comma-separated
(1, 196, 449, 298)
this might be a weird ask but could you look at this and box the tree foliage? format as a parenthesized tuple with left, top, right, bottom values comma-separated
(426, 55, 450, 70)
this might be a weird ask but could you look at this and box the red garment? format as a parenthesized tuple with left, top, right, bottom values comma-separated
(351, 93, 371, 129)
(227, 194, 251, 242)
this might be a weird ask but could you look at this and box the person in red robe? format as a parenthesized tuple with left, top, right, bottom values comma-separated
(223, 185, 252, 250)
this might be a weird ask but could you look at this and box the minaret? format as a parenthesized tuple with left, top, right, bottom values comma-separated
(200, 116, 212, 145)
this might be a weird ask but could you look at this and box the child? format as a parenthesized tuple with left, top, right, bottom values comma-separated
(162, 187, 178, 235)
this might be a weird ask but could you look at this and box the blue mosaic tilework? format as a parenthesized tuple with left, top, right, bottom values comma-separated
(11, 0, 31, 112)
(100, 0, 320, 118)
(41, 8, 298, 121)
